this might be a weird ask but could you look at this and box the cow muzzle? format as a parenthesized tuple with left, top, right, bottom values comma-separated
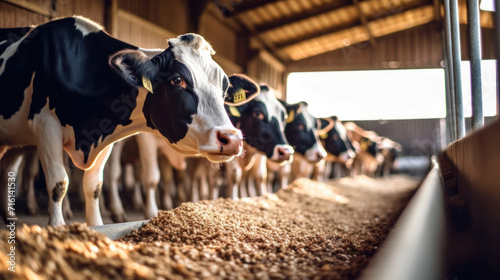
(269, 144, 294, 163)
(204, 127, 243, 163)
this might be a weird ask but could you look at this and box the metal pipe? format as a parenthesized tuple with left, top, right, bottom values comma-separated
(495, 0, 500, 117)
(444, 0, 457, 142)
(443, 29, 456, 143)
(450, 0, 466, 138)
(467, 0, 484, 130)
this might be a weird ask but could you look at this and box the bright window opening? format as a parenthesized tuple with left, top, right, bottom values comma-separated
(286, 60, 497, 121)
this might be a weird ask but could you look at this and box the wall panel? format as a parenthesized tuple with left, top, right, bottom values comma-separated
(117, 0, 189, 35)
(0, 1, 49, 28)
(57, 0, 106, 27)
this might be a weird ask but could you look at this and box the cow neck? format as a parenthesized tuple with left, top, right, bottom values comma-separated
(65, 88, 153, 170)
(238, 142, 259, 171)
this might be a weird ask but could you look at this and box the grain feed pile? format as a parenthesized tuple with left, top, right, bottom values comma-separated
(0, 175, 418, 280)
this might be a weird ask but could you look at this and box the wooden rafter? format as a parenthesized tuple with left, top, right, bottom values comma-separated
(353, 0, 376, 46)
(251, 0, 352, 34)
(274, 0, 432, 50)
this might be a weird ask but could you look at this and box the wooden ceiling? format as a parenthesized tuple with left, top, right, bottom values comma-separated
(213, 0, 493, 63)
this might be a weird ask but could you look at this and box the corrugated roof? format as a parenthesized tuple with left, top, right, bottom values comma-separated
(214, 0, 493, 62)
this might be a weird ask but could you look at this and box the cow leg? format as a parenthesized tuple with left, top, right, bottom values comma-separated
(278, 162, 291, 190)
(136, 134, 160, 220)
(226, 162, 241, 200)
(253, 155, 268, 197)
(104, 141, 127, 223)
(31, 112, 71, 227)
(22, 149, 40, 215)
(174, 168, 187, 203)
(312, 160, 326, 182)
(82, 145, 112, 226)
(207, 166, 221, 200)
(0, 148, 23, 222)
(38, 151, 68, 227)
(158, 154, 174, 210)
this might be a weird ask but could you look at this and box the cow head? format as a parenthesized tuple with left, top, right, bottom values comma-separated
(109, 34, 243, 162)
(318, 116, 356, 164)
(281, 101, 327, 163)
(225, 76, 293, 163)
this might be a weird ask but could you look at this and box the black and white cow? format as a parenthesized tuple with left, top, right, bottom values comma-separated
(344, 122, 383, 177)
(0, 17, 244, 226)
(225, 79, 293, 199)
(279, 101, 327, 182)
(317, 116, 356, 179)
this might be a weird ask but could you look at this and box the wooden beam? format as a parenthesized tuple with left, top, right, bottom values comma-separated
(275, 0, 431, 49)
(115, 9, 176, 39)
(353, 0, 376, 47)
(2, 0, 56, 18)
(252, 0, 352, 34)
(188, 0, 211, 33)
(223, 0, 280, 16)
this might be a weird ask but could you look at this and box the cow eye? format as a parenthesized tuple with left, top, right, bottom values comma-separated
(252, 111, 265, 120)
(298, 123, 305, 130)
(170, 76, 186, 88)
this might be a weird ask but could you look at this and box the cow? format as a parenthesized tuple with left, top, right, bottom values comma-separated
(225, 80, 294, 199)
(317, 116, 356, 179)
(344, 122, 383, 177)
(0, 16, 245, 226)
(104, 74, 265, 222)
(279, 101, 328, 182)
(376, 136, 403, 176)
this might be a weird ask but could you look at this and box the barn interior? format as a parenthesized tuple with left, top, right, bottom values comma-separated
(1, 0, 500, 279)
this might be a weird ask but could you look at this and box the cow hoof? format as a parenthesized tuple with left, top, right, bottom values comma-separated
(111, 213, 128, 223)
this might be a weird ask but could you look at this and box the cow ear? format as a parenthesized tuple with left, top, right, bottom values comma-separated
(109, 49, 159, 91)
(225, 74, 260, 106)
(279, 101, 301, 124)
(317, 118, 335, 138)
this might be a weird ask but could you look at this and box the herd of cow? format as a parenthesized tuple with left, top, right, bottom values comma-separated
(0, 17, 402, 227)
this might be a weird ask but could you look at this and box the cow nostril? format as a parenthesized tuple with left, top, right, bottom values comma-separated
(217, 131, 230, 145)
(278, 149, 285, 156)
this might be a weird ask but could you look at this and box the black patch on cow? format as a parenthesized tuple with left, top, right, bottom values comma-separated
(323, 120, 355, 156)
(94, 184, 102, 199)
(227, 100, 286, 158)
(1, 18, 142, 164)
(179, 34, 194, 44)
(284, 113, 317, 156)
(52, 181, 66, 203)
(142, 48, 197, 144)
(0, 27, 38, 119)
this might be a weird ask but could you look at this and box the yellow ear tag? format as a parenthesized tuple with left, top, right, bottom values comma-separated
(229, 106, 241, 117)
(286, 110, 295, 123)
(320, 132, 328, 140)
(360, 140, 369, 152)
(233, 88, 246, 103)
(142, 76, 153, 94)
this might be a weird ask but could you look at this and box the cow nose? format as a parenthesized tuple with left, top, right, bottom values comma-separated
(316, 151, 325, 161)
(216, 129, 243, 155)
(277, 145, 294, 161)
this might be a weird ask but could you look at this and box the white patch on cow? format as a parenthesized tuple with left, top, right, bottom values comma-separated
(0, 28, 34, 77)
(139, 48, 163, 59)
(257, 87, 286, 123)
(168, 35, 239, 158)
(74, 16, 103, 37)
(0, 72, 36, 145)
(304, 142, 327, 163)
